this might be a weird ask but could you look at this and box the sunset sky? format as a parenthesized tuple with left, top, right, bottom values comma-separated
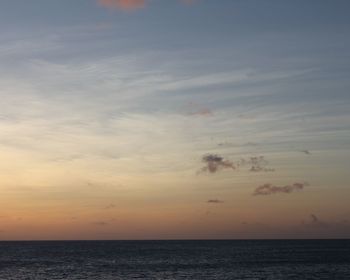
(0, 0, 350, 240)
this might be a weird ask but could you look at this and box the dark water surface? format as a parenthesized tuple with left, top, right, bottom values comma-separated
(0, 240, 349, 279)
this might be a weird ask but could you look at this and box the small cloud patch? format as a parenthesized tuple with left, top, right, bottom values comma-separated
(207, 199, 224, 203)
(198, 154, 236, 174)
(198, 154, 274, 174)
(253, 182, 308, 196)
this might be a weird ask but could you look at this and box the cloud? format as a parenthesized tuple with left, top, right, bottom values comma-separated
(50, 154, 84, 162)
(217, 142, 259, 148)
(310, 214, 322, 225)
(186, 102, 213, 117)
(296, 215, 350, 237)
(253, 182, 308, 196)
(98, 0, 145, 10)
(198, 154, 274, 174)
(191, 108, 212, 116)
(198, 154, 236, 174)
(98, 0, 197, 11)
(237, 114, 256, 121)
(243, 156, 275, 172)
(92, 221, 109, 226)
(105, 203, 116, 209)
(302, 214, 329, 229)
(207, 199, 224, 203)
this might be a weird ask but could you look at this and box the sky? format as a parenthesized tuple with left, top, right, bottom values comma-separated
(0, 0, 350, 240)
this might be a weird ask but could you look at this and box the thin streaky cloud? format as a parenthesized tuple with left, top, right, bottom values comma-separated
(207, 199, 224, 203)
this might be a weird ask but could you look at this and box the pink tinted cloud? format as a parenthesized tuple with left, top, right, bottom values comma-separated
(98, 0, 145, 10)
(98, 0, 197, 11)
(186, 101, 213, 117)
(191, 108, 213, 116)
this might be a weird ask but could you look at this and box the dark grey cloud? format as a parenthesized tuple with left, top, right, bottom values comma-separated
(207, 199, 224, 203)
(198, 154, 274, 174)
(198, 154, 236, 174)
(253, 182, 308, 196)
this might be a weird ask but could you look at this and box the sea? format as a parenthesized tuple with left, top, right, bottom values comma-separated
(0, 240, 349, 279)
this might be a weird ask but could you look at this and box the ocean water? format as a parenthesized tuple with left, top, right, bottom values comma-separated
(0, 240, 349, 279)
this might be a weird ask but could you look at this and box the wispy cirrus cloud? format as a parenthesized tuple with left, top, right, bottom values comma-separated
(253, 182, 308, 196)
